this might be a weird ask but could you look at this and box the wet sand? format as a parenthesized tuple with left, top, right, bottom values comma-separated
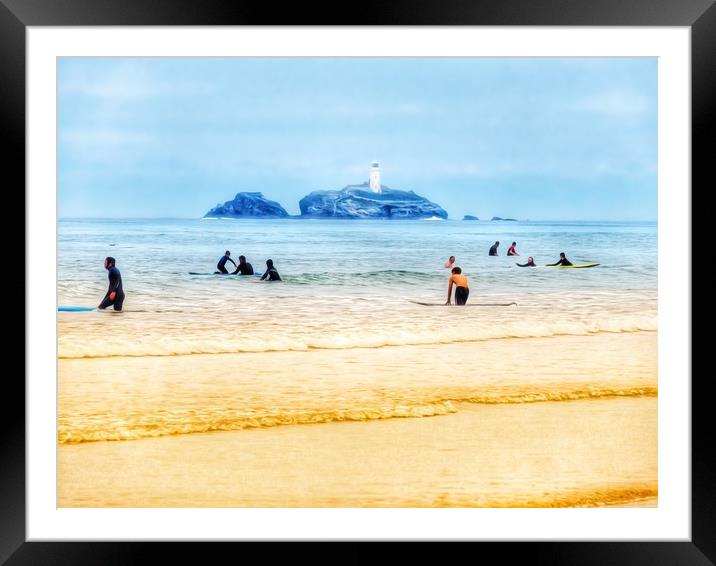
(59, 396, 656, 508)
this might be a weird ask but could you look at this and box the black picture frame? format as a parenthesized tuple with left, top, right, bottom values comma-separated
(6, 0, 710, 563)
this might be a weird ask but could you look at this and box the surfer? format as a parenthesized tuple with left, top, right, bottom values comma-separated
(516, 256, 537, 267)
(231, 255, 254, 275)
(216, 250, 236, 274)
(260, 259, 282, 281)
(97, 256, 125, 311)
(547, 253, 573, 267)
(444, 256, 456, 269)
(489, 241, 499, 256)
(446, 266, 470, 306)
(507, 242, 519, 256)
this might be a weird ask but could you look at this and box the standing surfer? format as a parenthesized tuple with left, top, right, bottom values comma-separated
(260, 259, 282, 281)
(98, 256, 125, 311)
(216, 250, 237, 274)
(446, 266, 470, 305)
(232, 255, 254, 275)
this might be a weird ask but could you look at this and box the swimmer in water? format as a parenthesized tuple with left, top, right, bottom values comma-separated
(547, 252, 573, 266)
(444, 256, 456, 269)
(507, 242, 519, 256)
(260, 259, 282, 281)
(216, 250, 237, 274)
(446, 266, 470, 306)
(232, 255, 254, 275)
(516, 256, 537, 267)
(489, 241, 499, 256)
(97, 256, 125, 311)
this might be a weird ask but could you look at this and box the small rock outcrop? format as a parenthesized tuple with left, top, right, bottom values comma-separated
(204, 192, 289, 218)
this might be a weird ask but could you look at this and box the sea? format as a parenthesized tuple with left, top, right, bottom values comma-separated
(58, 218, 656, 357)
(57, 218, 658, 507)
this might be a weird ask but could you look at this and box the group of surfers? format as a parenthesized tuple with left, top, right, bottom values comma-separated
(95, 252, 282, 312)
(443, 244, 574, 305)
(216, 250, 282, 281)
(96, 244, 573, 312)
(484, 241, 573, 267)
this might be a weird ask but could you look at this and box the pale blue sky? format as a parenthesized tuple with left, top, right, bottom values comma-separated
(58, 58, 657, 220)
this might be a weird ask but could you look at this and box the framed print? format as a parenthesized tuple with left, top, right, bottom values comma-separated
(5, 0, 711, 563)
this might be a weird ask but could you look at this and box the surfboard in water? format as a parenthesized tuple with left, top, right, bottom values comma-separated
(543, 263, 600, 269)
(189, 272, 262, 276)
(410, 301, 517, 307)
(58, 306, 95, 312)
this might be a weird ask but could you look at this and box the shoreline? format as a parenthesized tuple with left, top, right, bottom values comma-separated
(59, 332, 657, 445)
(59, 397, 657, 508)
(57, 328, 659, 362)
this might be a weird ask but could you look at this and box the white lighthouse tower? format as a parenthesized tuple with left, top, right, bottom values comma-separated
(369, 160, 381, 193)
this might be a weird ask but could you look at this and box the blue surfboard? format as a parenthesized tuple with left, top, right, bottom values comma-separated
(58, 306, 95, 312)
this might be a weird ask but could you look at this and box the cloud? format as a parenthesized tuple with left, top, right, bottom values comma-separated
(573, 91, 650, 117)
(59, 61, 214, 100)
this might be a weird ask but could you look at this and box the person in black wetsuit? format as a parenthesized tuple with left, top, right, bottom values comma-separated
(547, 252, 573, 266)
(489, 241, 500, 256)
(260, 259, 282, 281)
(98, 256, 125, 311)
(216, 250, 237, 274)
(516, 256, 537, 267)
(232, 255, 254, 275)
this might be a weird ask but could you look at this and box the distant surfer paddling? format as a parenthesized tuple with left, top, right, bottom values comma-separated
(232, 255, 254, 275)
(260, 259, 282, 281)
(98, 256, 125, 311)
(216, 250, 236, 274)
(546, 252, 573, 267)
(446, 266, 470, 305)
(516, 256, 537, 267)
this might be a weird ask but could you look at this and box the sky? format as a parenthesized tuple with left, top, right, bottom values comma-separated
(58, 58, 657, 220)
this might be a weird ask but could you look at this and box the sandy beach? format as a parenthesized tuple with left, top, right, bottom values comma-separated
(59, 331, 657, 507)
(59, 397, 657, 508)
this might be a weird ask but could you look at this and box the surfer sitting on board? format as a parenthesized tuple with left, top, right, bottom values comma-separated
(446, 266, 470, 306)
(98, 256, 125, 311)
(489, 241, 499, 256)
(216, 250, 236, 274)
(260, 259, 282, 281)
(444, 256, 456, 269)
(507, 242, 519, 256)
(546, 252, 573, 267)
(516, 256, 537, 267)
(232, 255, 254, 275)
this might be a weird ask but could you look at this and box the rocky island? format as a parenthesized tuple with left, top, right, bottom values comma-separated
(204, 192, 289, 218)
(491, 216, 517, 221)
(463, 215, 479, 221)
(299, 182, 447, 219)
(203, 162, 450, 220)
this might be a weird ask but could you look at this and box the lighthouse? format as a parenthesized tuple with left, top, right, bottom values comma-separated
(369, 160, 381, 193)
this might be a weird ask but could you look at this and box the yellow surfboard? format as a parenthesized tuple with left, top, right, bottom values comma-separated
(544, 263, 600, 269)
